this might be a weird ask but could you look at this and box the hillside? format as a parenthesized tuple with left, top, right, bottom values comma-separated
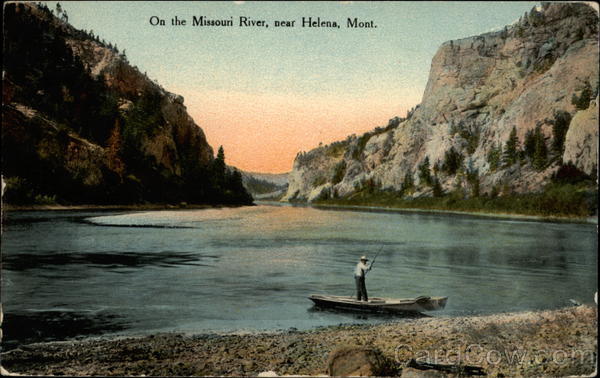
(241, 171, 288, 198)
(283, 3, 598, 216)
(2, 3, 252, 206)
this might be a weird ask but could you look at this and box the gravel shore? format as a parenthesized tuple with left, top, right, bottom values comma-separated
(1, 305, 596, 376)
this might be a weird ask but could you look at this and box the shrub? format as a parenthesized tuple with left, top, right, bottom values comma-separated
(312, 176, 327, 187)
(352, 133, 372, 160)
(325, 141, 348, 158)
(552, 163, 591, 185)
(34, 194, 57, 205)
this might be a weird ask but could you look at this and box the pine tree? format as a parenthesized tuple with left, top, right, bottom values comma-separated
(106, 119, 125, 177)
(432, 176, 444, 197)
(487, 142, 502, 171)
(551, 110, 571, 155)
(401, 171, 414, 193)
(533, 126, 548, 171)
(212, 146, 226, 187)
(503, 126, 520, 166)
(418, 156, 432, 186)
(524, 128, 536, 159)
(572, 82, 592, 110)
(442, 147, 463, 175)
(466, 164, 480, 198)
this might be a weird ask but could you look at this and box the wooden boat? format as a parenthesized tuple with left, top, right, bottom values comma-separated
(308, 294, 448, 313)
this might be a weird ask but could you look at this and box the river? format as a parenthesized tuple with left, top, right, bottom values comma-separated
(1, 202, 597, 349)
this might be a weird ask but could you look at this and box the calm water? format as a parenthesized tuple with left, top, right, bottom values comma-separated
(1, 203, 597, 349)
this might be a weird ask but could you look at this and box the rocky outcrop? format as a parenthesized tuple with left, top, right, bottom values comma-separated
(284, 3, 598, 202)
(563, 96, 598, 174)
(2, 2, 251, 205)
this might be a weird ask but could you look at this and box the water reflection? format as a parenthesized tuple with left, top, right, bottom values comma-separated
(307, 305, 428, 320)
(1, 205, 596, 349)
(4, 251, 215, 271)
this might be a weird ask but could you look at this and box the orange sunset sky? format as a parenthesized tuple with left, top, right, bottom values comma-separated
(179, 88, 420, 173)
(59, 1, 540, 173)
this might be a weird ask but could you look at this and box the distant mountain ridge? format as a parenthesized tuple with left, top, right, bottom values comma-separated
(241, 171, 288, 197)
(2, 3, 252, 205)
(243, 171, 289, 186)
(283, 3, 598, 207)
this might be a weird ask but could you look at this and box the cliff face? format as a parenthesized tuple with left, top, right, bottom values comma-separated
(2, 3, 251, 205)
(284, 3, 598, 202)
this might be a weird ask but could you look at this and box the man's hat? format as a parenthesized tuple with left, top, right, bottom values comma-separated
(360, 255, 369, 261)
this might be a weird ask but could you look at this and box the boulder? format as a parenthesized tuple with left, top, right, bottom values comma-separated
(326, 345, 396, 376)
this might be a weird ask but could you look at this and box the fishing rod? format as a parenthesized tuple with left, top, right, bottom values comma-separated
(369, 245, 385, 271)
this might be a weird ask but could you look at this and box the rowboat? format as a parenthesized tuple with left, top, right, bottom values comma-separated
(308, 294, 448, 313)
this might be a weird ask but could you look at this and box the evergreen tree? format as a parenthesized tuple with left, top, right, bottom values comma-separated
(215, 146, 226, 171)
(433, 160, 441, 176)
(432, 176, 444, 197)
(106, 119, 125, 177)
(401, 171, 414, 193)
(466, 164, 480, 198)
(442, 147, 463, 175)
(503, 126, 520, 166)
(486, 142, 502, 171)
(551, 110, 571, 155)
(418, 156, 432, 186)
(224, 168, 253, 204)
(571, 82, 592, 110)
(533, 126, 548, 170)
(524, 128, 536, 159)
(211, 146, 227, 192)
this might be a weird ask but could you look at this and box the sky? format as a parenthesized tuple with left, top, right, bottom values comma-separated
(54, 1, 540, 173)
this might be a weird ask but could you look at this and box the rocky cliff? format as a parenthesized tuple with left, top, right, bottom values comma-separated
(2, 3, 252, 205)
(284, 3, 598, 203)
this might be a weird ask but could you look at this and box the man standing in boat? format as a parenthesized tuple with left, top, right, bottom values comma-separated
(354, 256, 371, 301)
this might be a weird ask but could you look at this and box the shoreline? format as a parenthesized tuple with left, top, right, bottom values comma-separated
(1, 305, 596, 376)
(3, 201, 596, 224)
(273, 201, 598, 225)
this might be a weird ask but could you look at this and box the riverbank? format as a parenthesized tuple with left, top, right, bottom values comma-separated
(1, 202, 253, 212)
(308, 202, 598, 224)
(1, 305, 596, 376)
(4, 198, 596, 225)
(309, 182, 598, 223)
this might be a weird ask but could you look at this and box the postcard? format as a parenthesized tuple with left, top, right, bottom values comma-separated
(1, 1, 597, 376)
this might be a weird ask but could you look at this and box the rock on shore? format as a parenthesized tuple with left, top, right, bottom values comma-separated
(1, 305, 596, 376)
